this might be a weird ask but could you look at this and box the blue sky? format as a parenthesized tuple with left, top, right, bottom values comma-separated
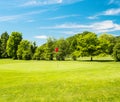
(0, 0, 120, 45)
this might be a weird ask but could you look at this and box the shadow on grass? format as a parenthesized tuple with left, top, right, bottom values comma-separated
(77, 60, 114, 62)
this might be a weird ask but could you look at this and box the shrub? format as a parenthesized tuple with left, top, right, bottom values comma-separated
(22, 51, 32, 60)
(113, 43, 120, 61)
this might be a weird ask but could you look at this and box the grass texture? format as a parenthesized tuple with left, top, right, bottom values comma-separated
(0, 59, 120, 102)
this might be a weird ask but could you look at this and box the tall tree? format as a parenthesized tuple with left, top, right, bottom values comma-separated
(45, 37, 55, 60)
(66, 35, 77, 55)
(6, 32, 22, 59)
(55, 38, 69, 60)
(113, 43, 120, 61)
(33, 45, 45, 60)
(66, 35, 79, 60)
(17, 40, 32, 60)
(77, 32, 99, 61)
(1, 32, 9, 58)
(98, 33, 116, 55)
(31, 41, 37, 59)
(115, 36, 120, 43)
(0, 38, 2, 58)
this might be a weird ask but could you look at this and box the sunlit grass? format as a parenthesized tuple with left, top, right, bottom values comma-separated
(0, 59, 120, 102)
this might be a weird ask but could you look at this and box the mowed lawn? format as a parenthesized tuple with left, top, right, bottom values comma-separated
(0, 59, 120, 102)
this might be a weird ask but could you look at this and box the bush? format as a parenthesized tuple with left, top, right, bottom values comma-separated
(71, 51, 79, 61)
(55, 53, 61, 60)
(32, 53, 40, 60)
(72, 55, 77, 61)
(113, 43, 120, 61)
(22, 51, 32, 60)
(55, 52, 65, 61)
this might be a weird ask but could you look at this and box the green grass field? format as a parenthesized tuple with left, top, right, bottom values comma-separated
(0, 59, 120, 102)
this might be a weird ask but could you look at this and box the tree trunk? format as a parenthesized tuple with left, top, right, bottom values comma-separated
(90, 56, 93, 61)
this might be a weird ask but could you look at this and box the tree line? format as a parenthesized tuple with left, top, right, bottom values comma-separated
(0, 31, 120, 61)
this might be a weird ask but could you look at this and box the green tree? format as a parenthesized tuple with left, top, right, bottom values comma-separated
(77, 32, 99, 61)
(33, 45, 46, 60)
(22, 51, 32, 60)
(1, 32, 9, 58)
(66, 35, 77, 55)
(71, 51, 80, 60)
(98, 34, 116, 55)
(55, 38, 69, 60)
(31, 41, 37, 55)
(0, 38, 2, 58)
(17, 40, 32, 60)
(113, 43, 120, 61)
(116, 36, 120, 43)
(45, 37, 55, 60)
(6, 32, 22, 59)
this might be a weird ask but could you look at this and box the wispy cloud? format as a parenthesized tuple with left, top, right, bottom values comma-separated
(26, 19, 35, 23)
(0, 15, 20, 22)
(87, 16, 98, 20)
(88, 8, 120, 19)
(34, 35, 48, 39)
(20, 0, 83, 7)
(90, 20, 120, 33)
(0, 10, 46, 22)
(61, 31, 81, 35)
(108, 0, 120, 5)
(108, 0, 114, 4)
(48, 14, 80, 20)
(103, 8, 120, 15)
(39, 23, 88, 29)
(39, 20, 120, 33)
(21, 0, 62, 6)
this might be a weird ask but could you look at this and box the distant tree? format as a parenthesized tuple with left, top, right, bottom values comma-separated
(45, 37, 55, 60)
(6, 32, 22, 59)
(17, 40, 32, 60)
(113, 43, 120, 61)
(71, 51, 80, 60)
(31, 41, 37, 55)
(77, 32, 99, 61)
(66, 34, 81, 60)
(0, 38, 2, 58)
(0, 32, 9, 58)
(66, 35, 77, 55)
(22, 51, 32, 60)
(33, 45, 46, 60)
(55, 38, 69, 60)
(116, 36, 120, 43)
(98, 34, 116, 55)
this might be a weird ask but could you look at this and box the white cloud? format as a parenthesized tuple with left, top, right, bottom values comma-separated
(103, 8, 120, 15)
(61, 31, 81, 35)
(21, 0, 63, 6)
(48, 15, 80, 20)
(34, 35, 48, 39)
(87, 16, 98, 20)
(39, 23, 88, 29)
(62, 31, 76, 34)
(108, 0, 120, 5)
(39, 20, 120, 33)
(91, 21, 115, 30)
(88, 14, 100, 20)
(108, 0, 114, 4)
(89, 20, 120, 33)
(0, 10, 46, 22)
(27, 19, 35, 23)
(0, 15, 20, 22)
(21, 0, 83, 7)
(88, 8, 120, 19)
(22, 0, 38, 6)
